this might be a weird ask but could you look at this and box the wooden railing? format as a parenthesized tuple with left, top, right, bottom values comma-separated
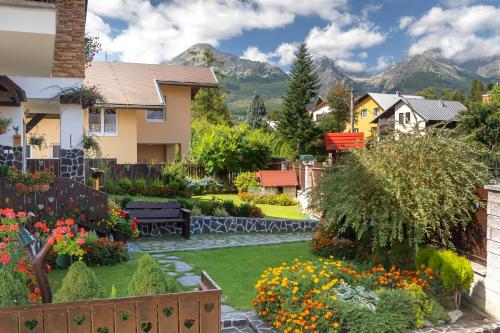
(0, 177, 108, 231)
(0, 271, 222, 333)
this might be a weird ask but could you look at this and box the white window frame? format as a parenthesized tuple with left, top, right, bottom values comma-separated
(361, 109, 368, 118)
(89, 108, 118, 137)
(51, 145, 60, 159)
(25, 145, 32, 159)
(373, 108, 380, 117)
(146, 108, 165, 122)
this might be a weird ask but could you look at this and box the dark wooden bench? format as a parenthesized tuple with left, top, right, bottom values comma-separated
(125, 201, 191, 239)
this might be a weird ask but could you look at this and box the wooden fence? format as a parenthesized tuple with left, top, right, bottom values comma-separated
(0, 271, 222, 333)
(0, 177, 108, 232)
(26, 159, 60, 176)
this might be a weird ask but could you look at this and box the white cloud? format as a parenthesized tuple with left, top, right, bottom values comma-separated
(305, 23, 386, 60)
(398, 16, 414, 30)
(358, 52, 368, 59)
(273, 43, 299, 66)
(374, 56, 394, 71)
(362, 3, 383, 19)
(241, 46, 270, 63)
(439, 0, 478, 7)
(406, 5, 500, 62)
(336, 60, 367, 73)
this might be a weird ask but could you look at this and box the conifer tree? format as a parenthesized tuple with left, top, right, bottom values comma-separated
(246, 91, 267, 128)
(469, 79, 485, 103)
(278, 43, 320, 156)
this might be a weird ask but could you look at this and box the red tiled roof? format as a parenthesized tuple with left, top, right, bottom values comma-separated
(257, 170, 298, 187)
(324, 133, 365, 151)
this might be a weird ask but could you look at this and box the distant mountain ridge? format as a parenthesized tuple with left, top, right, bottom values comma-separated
(168, 44, 499, 120)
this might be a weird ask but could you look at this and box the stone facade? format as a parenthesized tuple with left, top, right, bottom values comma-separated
(0, 145, 22, 170)
(51, 0, 86, 78)
(469, 185, 500, 319)
(60, 148, 84, 182)
(138, 216, 320, 237)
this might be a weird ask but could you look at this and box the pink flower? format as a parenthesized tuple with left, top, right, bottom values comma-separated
(16, 212, 26, 218)
(76, 238, 85, 245)
(5, 213, 15, 219)
(0, 251, 10, 264)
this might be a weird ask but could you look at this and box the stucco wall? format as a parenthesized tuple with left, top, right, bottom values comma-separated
(28, 117, 60, 159)
(394, 103, 426, 134)
(83, 108, 138, 163)
(0, 105, 23, 147)
(353, 97, 380, 137)
(136, 85, 191, 157)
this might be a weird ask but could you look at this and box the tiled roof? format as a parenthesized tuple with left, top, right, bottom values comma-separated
(257, 170, 298, 187)
(403, 98, 467, 121)
(85, 61, 218, 107)
(365, 93, 424, 111)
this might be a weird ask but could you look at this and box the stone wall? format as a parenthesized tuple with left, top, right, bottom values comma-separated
(60, 149, 84, 182)
(51, 0, 86, 78)
(0, 145, 22, 170)
(469, 185, 500, 319)
(138, 216, 320, 237)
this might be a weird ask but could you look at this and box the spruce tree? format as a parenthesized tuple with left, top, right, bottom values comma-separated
(191, 48, 231, 125)
(246, 91, 267, 128)
(469, 79, 485, 103)
(278, 43, 320, 156)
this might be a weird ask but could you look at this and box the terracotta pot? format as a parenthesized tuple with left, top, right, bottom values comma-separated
(13, 134, 21, 147)
(0, 127, 6, 135)
(39, 184, 50, 193)
(31, 184, 40, 192)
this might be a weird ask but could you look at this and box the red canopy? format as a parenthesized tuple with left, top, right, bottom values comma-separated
(257, 170, 298, 187)
(324, 133, 365, 151)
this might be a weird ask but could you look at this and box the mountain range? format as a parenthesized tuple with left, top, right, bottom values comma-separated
(169, 44, 499, 121)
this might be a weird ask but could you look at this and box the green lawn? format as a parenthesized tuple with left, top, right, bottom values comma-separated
(110, 193, 307, 220)
(167, 241, 316, 310)
(49, 242, 315, 310)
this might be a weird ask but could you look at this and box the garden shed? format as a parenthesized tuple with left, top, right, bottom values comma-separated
(257, 170, 298, 198)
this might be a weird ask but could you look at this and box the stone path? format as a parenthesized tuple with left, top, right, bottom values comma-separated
(130, 232, 313, 254)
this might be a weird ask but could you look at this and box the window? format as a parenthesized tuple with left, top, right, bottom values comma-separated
(51, 145, 60, 159)
(405, 112, 411, 123)
(26, 145, 31, 159)
(146, 109, 165, 122)
(89, 108, 117, 136)
(374, 108, 380, 117)
(398, 113, 404, 124)
(361, 109, 368, 118)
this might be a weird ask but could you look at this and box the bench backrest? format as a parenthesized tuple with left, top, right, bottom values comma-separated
(125, 201, 181, 219)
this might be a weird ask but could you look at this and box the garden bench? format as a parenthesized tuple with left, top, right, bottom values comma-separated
(125, 201, 191, 239)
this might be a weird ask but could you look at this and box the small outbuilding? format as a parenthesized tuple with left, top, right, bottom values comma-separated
(257, 170, 298, 198)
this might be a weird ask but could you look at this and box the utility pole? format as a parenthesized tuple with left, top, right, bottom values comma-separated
(350, 89, 355, 132)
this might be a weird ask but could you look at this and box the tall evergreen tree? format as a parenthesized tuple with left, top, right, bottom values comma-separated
(191, 48, 231, 125)
(318, 86, 351, 133)
(278, 43, 320, 156)
(246, 91, 267, 128)
(469, 79, 485, 103)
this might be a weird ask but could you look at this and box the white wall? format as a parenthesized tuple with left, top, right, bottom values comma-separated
(394, 103, 426, 134)
(312, 105, 331, 122)
(9, 77, 83, 99)
(0, 105, 23, 146)
(60, 104, 83, 150)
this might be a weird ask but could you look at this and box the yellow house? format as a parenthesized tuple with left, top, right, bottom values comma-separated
(353, 92, 423, 137)
(28, 61, 218, 163)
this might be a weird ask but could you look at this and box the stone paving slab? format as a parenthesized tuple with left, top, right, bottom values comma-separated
(129, 232, 313, 254)
(177, 275, 200, 287)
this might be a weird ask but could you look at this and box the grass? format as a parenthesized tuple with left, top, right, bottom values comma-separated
(49, 253, 141, 298)
(110, 193, 307, 220)
(167, 241, 316, 310)
(48, 242, 315, 310)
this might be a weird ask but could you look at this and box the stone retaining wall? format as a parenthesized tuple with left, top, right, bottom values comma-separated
(138, 216, 320, 237)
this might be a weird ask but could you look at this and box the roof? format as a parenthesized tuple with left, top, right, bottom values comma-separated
(324, 133, 365, 151)
(372, 98, 467, 123)
(0, 76, 26, 106)
(85, 61, 218, 107)
(257, 170, 298, 187)
(356, 92, 424, 111)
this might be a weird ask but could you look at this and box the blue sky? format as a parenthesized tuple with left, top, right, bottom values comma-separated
(86, 0, 500, 74)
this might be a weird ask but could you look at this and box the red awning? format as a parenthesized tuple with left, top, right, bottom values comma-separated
(257, 170, 298, 187)
(324, 133, 365, 151)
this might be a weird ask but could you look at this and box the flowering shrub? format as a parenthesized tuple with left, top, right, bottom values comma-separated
(238, 192, 296, 206)
(8, 168, 55, 193)
(254, 258, 439, 332)
(80, 238, 129, 266)
(35, 219, 89, 257)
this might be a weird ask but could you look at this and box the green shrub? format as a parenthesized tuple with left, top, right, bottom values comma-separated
(0, 268, 28, 307)
(161, 163, 186, 184)
(236, 203, 253, 217)
(213, 207, 229, 217)
(127, 254, 177, 296)
(104, 178, 117, 194)
(117, 177, 133, 194)
(235, 172, 260, 193)
(134, 178, 147, 194)
(150, 179, 165, 196)
(415, 247, 436, 270)
(191, 206, 202, 216)
(119, 196, 133, 210)
(404, 284, 433, 328)
(54, 261, 103, 302)
(80, 238, 129, 266)
(426, 297, 449, 325)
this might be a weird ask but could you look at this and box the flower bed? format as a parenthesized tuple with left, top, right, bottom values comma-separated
(254, 258, 448, 333)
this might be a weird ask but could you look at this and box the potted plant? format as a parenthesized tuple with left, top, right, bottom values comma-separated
(103, 209, 139, 243)
(36, 170, 55, 193)
(0, 165, 10, 178)
(12, 126, 21, 146)
(29, 134, 47, 150)
(0, 116, 12, 135)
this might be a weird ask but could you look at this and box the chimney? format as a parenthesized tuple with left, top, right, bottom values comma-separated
(396, 91, 401, 97)
(440, 100, 445, 107)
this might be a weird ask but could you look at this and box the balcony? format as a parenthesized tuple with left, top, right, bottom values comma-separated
(0, 0, 57, 77)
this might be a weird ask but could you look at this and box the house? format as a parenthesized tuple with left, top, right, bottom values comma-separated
(29, 61, 218, 164)
(309, 95, 330, 122)
(257, 170, 298, 198)
(483, 94, 490, 104)
(0, 0, 88, 181)
(371, 98, 467, 134)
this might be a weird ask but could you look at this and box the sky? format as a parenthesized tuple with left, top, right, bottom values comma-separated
(86, 0, 500, 74)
